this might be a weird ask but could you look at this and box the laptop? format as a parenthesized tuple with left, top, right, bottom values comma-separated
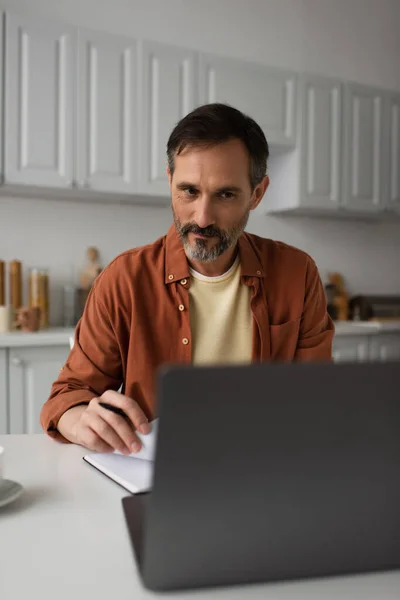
(122, 361, 400, 592)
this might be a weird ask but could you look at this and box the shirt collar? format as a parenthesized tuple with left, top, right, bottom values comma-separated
(164, 224, 265, 285)
(165, 225, 191, 284)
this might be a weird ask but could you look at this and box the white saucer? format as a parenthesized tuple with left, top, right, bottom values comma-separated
(0, 479, 24, 508)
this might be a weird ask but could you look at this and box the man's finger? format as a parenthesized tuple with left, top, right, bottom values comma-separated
(86, 413, 130, 454)
(97, 404, 142, 453)
(79, 427, 114, 453)
(100, 390, 150, 434)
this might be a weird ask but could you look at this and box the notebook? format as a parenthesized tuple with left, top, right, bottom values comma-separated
(83, 419, 158, 494)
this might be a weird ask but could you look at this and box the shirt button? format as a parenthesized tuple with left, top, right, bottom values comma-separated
(180, 279, 187, 285)
(168, 274, 174, 280)
(178, 304, 185, 312)
(182, 337, 189, 345)
(256, 270, 262, 276)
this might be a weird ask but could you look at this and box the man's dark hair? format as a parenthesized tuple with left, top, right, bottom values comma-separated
(167, 103, 269, 190)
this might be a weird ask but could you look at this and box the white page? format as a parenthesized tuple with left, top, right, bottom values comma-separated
(84, 453, 153, 493)
(83, 418, 158, 493)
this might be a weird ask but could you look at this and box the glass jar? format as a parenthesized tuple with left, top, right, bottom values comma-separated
(29, 268, 49, 329)
(62, 285, 78, 327)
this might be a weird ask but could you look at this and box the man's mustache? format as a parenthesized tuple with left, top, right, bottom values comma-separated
(180, 223, 223, 239)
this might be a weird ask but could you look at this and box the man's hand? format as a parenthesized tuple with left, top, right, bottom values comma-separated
(57, 390, 150, 454)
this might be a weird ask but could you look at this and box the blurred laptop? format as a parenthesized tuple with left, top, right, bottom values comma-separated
(122, 360, 400, 591)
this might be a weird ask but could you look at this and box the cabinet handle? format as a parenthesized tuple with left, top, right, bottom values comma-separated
(11, 356, 23, 367)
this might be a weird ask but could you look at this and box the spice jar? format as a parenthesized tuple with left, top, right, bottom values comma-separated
(29, 268, 49, 329)
(10, 260, 23, 310)
(0, 260, 5, 306)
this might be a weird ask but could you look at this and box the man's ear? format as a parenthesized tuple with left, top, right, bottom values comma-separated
(250, 176, 270, 211)
(166, 167, 172, 186)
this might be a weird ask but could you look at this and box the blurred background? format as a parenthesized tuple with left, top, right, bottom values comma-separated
(0, 0, 399, 433)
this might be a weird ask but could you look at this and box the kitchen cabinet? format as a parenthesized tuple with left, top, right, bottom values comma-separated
(0, 7, 399, 214)
(332, 336, 369, 363)
(199, 54, 297, 148)
(4, 12, 76, 187)
(369, 334, 400, 362)
(77, 29, 137, 193)
(386, 92, 400, 211)
(138, 40, 198, 197)
(299, 75, 342, 211)
(342, 83, 385, 213)
(0, 11, 3, 183)
(8, 345, 69, 434)
(0, 349, 7, 435)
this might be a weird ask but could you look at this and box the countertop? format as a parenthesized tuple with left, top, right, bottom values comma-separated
(0, 321, 400, 348)
(333, 321, 400, 336)
(0, 327, 75, 348)
(0, 434, 399, 600)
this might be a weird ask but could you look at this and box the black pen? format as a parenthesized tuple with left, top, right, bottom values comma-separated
(99, 402, 128, 419)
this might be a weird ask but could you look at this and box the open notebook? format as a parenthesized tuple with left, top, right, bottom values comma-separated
(83, 419, 158, 494)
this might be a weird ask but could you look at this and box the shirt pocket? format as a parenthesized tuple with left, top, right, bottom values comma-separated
(269, 318, 301, 361)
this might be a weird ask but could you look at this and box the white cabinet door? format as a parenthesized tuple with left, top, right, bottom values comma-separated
(299, 76, 342, 210)
(0, 11, 3, 183)
(138, 41, 197, 197)
(332, 336, 369, 363)
(386, 92, 400, 211)
(0, 349, 8, 435)
(9, 345, 69, 434)
(77, 29, 137, 193)
(342, 83, 385, 213)
(369, 334, 400, 362)
(4, 12, 75, 187)
(200, 54, 296, 148)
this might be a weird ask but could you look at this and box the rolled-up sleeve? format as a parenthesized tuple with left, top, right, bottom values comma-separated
(40, 285, 123, 442)
(294, 257, 335, 362)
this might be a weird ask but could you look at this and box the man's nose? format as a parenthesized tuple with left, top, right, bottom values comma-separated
(194, 197, 216, 229)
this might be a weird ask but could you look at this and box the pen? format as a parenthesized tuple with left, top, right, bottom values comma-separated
(99, 402, 128, 419)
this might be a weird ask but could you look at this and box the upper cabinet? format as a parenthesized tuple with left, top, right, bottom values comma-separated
(0, 11, 3, 183)
(137, 41, 198, 196)
(342, 83, 385, 213)
(299, 75, 342, 211)
(199, 54, 297, 148)
(386, 92, 400, 211)
(4, 12, 75, 187)
(0, 8, 399, 218)
(77, 29, 137, 193)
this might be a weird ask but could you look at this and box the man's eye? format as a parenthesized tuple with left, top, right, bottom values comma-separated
(220, 192, 234, 199)
(185, 188, 197, 196)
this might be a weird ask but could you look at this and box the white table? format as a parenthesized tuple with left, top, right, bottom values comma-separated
(0, 435, 399, 600)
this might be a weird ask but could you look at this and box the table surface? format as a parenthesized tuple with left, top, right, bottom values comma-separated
(0, 435, 399, 600)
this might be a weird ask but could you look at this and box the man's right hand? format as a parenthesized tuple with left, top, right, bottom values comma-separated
(57, 390, 150, 454)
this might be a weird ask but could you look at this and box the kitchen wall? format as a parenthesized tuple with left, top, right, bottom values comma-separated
(2, 0, 400, 325)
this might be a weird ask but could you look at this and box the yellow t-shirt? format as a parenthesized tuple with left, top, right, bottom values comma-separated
(189, 256, 253, 365)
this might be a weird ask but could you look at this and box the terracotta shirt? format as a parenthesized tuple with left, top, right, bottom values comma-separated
(41, 225, 334, 442)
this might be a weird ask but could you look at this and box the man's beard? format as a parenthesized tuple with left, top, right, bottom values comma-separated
(173, 208, 250, 263)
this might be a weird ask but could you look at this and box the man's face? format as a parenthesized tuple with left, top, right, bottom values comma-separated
(168, 139, 267, 263)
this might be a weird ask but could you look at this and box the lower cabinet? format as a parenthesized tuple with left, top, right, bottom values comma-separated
(1, 332, 399, 434)
(8, 345, 70, 434)
(332, 336, 369, 363)
(332, 332, 400, 363)
(369, 334, 400, 362)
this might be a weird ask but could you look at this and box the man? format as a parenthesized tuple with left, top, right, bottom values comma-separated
(41, 103, 334, 454)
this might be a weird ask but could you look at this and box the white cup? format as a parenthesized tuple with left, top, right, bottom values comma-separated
(0, 446, 4, 486)
(0, 306, 12, 333)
